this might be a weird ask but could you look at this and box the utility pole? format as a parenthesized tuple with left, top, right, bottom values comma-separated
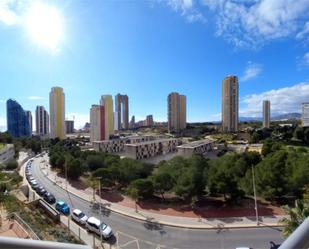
(252, 164, 259, 225)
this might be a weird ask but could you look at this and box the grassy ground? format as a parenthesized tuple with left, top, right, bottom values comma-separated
(0, 194, 83, 244)
(210, 133, 237, 142)
(0, 144, 4, 150)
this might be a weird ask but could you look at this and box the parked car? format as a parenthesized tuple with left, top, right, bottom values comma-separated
(31, 183, 40, 191)
(72, 209, 88, 225)
(36, 186, 46, 196)
(55, 201, 70, 215)
(30, 180, 39, 189)
(27, 176, 34, 182)
(43, 192, 56, 204)
(86, 217, 113, 239)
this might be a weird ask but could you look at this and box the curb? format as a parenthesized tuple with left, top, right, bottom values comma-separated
(39, 162, 284, 230)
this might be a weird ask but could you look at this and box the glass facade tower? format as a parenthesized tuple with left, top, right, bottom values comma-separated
(6, 99, 31, 138)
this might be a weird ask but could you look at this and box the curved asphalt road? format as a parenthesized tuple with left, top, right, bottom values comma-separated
(30, 156, 284, 249)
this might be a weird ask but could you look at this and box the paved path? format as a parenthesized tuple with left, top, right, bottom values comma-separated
(29, 155, 285, 249)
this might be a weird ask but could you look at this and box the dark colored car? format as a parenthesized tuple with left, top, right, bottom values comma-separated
(44, 192, 56, 204)
(36, 186, 46, 196)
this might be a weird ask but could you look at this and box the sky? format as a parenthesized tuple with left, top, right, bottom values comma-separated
(1, 0, 309, 131)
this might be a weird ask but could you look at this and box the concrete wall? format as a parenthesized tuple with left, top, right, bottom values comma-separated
(0, 144, 15, 164)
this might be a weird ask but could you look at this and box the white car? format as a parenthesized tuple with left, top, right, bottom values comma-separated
(86, 217, 113, 239)
(71, 209, 88, 225)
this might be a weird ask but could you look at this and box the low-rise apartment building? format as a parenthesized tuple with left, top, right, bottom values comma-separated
(92, 135, 165, 153)
(125, 138, 180, 160)
(177, 139, 215, 158)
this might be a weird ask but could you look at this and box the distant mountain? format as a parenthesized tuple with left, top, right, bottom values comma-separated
(239, 113, 301, 122)
(272, 113, 301, 120)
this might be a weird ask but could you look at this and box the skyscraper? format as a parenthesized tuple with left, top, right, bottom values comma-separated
(90, 95, 114, 142)
(146, 115, 154, 127)
(100, 95, 114, 139)
(49, 87, 65, 139)
(6, 99, 31, 138)
(302, 103, 309, 127)
(130, 115, 135, 129)
(113, 111, 119, 131)
(65, 120, 74, 134)
(168, 92, 186, 133)
(90, 105, 101, 142)
(263, 100, 270, 128)
(25, 111, 33, 134)
(222, 75, 239, 132)
(115, 94, 129, 130)
(36, 106, 49, 136)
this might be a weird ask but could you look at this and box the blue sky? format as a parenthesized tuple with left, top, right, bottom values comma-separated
(1, 0, 309, 131)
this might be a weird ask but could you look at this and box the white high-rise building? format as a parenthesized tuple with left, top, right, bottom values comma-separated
(302, 103, 309, 127)
(90, 105, 101, 142)
(36, 106, 49, 136)
(90, 95, 114, 143)
(263, 100, 270, 128)
(113, 111, 119, 131)
(49, 87, 65, 139)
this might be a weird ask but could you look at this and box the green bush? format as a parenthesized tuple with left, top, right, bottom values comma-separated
(5, 159, 18, 170)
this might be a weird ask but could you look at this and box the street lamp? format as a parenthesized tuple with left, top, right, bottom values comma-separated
(251, 164, 259, 225)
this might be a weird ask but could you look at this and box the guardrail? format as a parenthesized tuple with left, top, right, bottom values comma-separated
(7, 212, 40, 240)
(0, 236, 91, 249)
(279, 217, 309, 249)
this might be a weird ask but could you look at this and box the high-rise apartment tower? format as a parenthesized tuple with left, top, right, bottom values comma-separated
(168, 92, 186, 133)
(25, 111, 32, 134)
(35, 106, 49, 136)
(6, 99, 31, 138)
(49, 87, 65, 139)
(115, 94, 129, 130)
(263, 100, 270, 128)
(222, 76, 239, 132)
(302, 103, 309, 127)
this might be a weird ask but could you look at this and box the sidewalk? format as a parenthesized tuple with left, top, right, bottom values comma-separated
(60, 215, 115, 249)
(19, 158, 114, 249)
(39, 156, 286, 229)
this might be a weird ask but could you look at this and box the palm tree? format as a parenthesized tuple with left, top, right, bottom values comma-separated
(281, 199, 309, 238)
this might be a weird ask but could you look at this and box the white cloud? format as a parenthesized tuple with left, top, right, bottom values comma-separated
(168, 0, 193, 11)
(240, 62, 262, 81)
(0, 99, 5, 103)
(27, 96, 44, 100)
(303, 52, 309, 65)
(165, 0, 206, 23)
(296, 21, 309, 40)
(240, 82, 309, 117)
(66, 113, 89, 130)
(0, 0, 20, 25)
(201, 0, 309, 47)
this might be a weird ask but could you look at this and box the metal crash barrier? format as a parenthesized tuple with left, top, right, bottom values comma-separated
(279, 217, 309, 249)
(0, 236, 91, 249)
